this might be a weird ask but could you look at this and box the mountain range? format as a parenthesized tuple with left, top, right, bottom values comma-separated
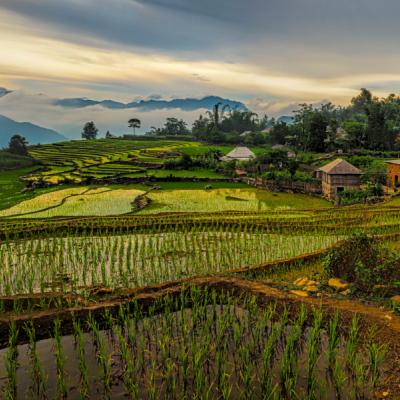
(53, 95, 247, 111)
(0, 115, 66, 148)
(0, 88, 294, 142)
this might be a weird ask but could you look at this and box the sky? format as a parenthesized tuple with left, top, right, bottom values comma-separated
(2, 0, 400, 135)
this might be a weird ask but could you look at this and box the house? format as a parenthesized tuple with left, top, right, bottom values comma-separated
(316, 158, 361, 200)
(386, 160, 400, 187)
(221, 146, 255, 161)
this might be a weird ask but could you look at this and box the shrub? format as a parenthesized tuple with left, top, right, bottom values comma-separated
(323, 233, 400, 292)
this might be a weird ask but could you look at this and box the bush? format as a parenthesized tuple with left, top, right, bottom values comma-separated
(323, 233, 400, 292)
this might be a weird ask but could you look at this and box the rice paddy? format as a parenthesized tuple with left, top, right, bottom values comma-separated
(24, 140, 243, 184)
(1, 140, 400, 398)
(0, 186, 332, 218)
(0, 287, 390, 399)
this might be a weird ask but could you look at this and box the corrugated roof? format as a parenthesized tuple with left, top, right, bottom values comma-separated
(318, 158, 361, 175)
(223, 146, 255, 160)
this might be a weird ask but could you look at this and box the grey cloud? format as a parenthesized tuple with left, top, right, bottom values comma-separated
(3, 0, 400, 75)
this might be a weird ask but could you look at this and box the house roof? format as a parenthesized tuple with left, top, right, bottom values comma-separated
(386, 160, 400, 165)
(318, 158, 361, 175)
(223, 146, 255, 160)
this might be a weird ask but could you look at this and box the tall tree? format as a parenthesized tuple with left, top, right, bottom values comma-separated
(269, 122, 290, 145)
(8, 134, 28, 155)
(351, 88, 372, 114)
(81, 121, 98, 140)
(365, 101, 394, 150)
(206, 103, 230, 129)
(308, 112, 328, 152)
(128, 118, 141, 134)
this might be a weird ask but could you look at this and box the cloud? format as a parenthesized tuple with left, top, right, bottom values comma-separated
(2, 0, 400, 110)
(0, 91, 204, 138)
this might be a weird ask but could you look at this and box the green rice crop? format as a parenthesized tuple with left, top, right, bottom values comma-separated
(0, 228, 339, 296)
(0, 288, 386, 398)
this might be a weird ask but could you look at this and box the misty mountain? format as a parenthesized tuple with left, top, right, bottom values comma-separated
(0, 87, 12, 98)
(0, 115, 66, 148)
(54, 95, 247, 111)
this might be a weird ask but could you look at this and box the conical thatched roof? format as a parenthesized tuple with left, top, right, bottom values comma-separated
(318, 158, 361, 175)
(221, 146, 255, 161)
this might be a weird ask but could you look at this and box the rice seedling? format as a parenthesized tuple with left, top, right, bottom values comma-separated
(53, 318, 68, 399)
(0, 288, 388, 399)
(366, 341, 387, 388)
(24, 321, 47, 398)
(73, 319, 90, 399)
(4, 322, 19, 400)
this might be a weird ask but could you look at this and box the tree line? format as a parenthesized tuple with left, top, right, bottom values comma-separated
(77, 88, 400, 152)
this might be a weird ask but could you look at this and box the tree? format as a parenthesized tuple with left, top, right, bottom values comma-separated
(8, 134, 28, 155)
(351, 88, 372, 114)
(164, 118, 189, 135)
(206, 103, 230, 129)
(269, 122, 290, 145)
(105, 131, 113, 139)
(365, 101, 394, 150)
(192, 114, 210, 140)
(308, 112, 328, 152)
(341, 120, 367, 149)
(81, 121, 98, 140)
(128, 118, 141, 134)
(220, 110, 258, 133)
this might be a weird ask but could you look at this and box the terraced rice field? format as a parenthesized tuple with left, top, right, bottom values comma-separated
(0, 186, 331, 218)
(2, 173, 400, 397)
(26, 140, 239, 184)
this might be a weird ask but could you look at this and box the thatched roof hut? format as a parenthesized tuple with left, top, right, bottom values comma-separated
(221, 147, 255, 161)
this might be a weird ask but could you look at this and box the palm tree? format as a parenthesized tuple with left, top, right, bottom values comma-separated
(128, 118, 141, 134)
(206, 103, 230, 129)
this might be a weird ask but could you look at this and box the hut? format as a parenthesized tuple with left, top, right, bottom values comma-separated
(316, 159, 361, 200)
(221, 146, 255, 161)
(386, 160, 400, 187)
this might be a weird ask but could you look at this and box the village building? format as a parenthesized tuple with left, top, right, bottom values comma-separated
(315, 158, 361, 200)
(386, 160, 400, 187)
(221, 146, 255, 161)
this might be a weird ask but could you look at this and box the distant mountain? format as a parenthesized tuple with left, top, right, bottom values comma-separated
(54, 95, 247, 112)
(0, 115, 66, 148)
(0, 87, 12, 98)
